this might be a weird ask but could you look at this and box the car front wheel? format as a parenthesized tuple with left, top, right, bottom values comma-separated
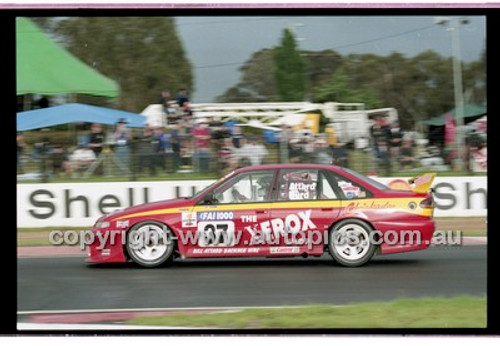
(126, 221, 174, 268)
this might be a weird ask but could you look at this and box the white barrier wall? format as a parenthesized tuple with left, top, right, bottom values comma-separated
(17, 177, 486, 227)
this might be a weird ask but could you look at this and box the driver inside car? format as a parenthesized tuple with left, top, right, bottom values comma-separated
(255, 175, 273, 201)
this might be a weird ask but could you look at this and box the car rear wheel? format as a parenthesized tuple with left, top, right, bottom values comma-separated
(126, 221, 174, 268)
(328, 219, 376, 267)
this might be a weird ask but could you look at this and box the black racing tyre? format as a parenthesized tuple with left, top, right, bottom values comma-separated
(126, 221, 175, 268)
(328, 219, 376, 267)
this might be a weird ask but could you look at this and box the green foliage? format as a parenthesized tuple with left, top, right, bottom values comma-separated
(273, 29, 306, 101)
(34, 17, 193, 113)
(218, 43, 486, 130)
(128, 296, 486, 328)
(314, 70, 383, 108)
(216, 49, 276, 102)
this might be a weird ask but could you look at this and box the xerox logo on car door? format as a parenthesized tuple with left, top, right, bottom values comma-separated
(269, 168, 341, 254)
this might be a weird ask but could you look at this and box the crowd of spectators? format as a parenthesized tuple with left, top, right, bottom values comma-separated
(17, 89, 485, 180)
(369, 115, 417, 175)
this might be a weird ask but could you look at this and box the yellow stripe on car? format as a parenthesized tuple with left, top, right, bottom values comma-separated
(112, 198, 431, 220)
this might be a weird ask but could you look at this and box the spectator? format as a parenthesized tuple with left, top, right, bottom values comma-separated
(399, 139, 418, 169)
(34, 136, 51, 180)
(50, 144, 70, 177)
(239, 136, 269, 166)
(231, 125, 244, 149)
(88, 123, 106, 157)
(313, 135, 332, 164)
(136, 126, 157, 176)
(331, 143, 349, 167)
(158, 89, 171, 114)
(218, 137, 238, 173)
(299, 130, 315, 163)
(192, 118, 212, 173)
(17, 132, 26, 174)
(376, 139, 391, 176)
(152, 126, 172, 172)
(67, 143, 96, 175)
(288, 138, 303, 163)
(176, 88, 190, 108)
(170, 122, 181, 172)
(112, 118, 132, 174)
(370, 115, 391, 175)
(389, 121, 404, 163)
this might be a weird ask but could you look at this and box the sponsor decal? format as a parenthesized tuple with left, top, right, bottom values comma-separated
(245, 209, 317, 242)
(197, 221, 236, 247)
(115, 220, 129, 228)
(288, 182, 317, 200)
(16, 177, 487, 227)
(270, 246, 300, 254)
(192, 247, 261, 255)
(198, 211, 234, 221)
(240, 215, 257, 223)
(338, 181, 361, 199)
(181, 212, 197, 228)
(388, 179, 411, 191)
(344, 201, 397, 214)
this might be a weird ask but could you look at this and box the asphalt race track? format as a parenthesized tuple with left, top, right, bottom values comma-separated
(18, 246, 486, 312)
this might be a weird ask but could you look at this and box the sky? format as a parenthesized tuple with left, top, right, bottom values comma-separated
(174, 16, 486, 103)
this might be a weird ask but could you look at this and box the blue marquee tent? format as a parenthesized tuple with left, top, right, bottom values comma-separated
(17, 103, 146, 131)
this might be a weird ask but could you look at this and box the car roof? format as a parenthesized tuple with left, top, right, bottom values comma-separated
(234, 163, 343, 173)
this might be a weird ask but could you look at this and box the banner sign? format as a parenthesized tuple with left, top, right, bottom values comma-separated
(17, 176, 486, 227)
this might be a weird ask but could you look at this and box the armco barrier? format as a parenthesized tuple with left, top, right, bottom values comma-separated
(17, 176, 486, 227)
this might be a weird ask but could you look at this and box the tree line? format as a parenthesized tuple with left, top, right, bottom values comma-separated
(216, 28, 486, 130)
(33, 20, 485, 130)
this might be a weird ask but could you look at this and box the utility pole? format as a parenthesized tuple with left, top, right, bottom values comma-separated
(435, 16, 468, 171)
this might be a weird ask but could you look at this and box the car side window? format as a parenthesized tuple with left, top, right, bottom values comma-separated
(327, 173, 370, 200)
(318, 171, 338, 200)
(213, 170, 274, 204)
(278, 169, 320, 201)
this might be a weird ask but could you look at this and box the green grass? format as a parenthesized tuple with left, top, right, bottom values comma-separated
(127, 296, 486, 328)
(17, 227, 91, 247)
(17, 172, 218, 184)
(391, 170, 487, 177)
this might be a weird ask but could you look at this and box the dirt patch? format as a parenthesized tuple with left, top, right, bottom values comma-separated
(435, 217, 486, 232)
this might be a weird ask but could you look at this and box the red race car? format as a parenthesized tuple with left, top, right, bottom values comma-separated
(88, 164, 436, 267)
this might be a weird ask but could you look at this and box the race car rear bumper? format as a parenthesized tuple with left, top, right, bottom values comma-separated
(374, 219, 435, 254)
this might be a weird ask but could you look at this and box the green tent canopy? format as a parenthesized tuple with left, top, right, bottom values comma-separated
(424, 104, 487, 126)
(16, 17, 119, 97)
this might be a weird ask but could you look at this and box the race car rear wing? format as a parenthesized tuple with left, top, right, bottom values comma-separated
(408, 173, 436, 193)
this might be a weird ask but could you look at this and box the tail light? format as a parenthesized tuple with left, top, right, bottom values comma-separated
(420, 196, 434, 209)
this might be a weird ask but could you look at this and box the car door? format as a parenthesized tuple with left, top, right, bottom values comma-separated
(189, 169, 276, 257)
(270, 168, 341, 254)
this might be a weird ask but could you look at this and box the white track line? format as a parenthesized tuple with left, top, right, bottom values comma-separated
(17, 323, 207, 330)
(18, 305, 316, 315)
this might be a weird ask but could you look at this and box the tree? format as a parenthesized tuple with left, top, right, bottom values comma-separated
(34, 17, 193, 113)
(216, 49, 276, 102)
(463, 48, 486, 105)
(217, 44, 485, 130)
(314, 69, 382, 109)
(273, 28, 306, 101)
(216, 48, 342, 102)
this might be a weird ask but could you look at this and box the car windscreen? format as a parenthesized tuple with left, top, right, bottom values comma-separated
(340, 167, 390, 191)
(191, 171, 235, 199)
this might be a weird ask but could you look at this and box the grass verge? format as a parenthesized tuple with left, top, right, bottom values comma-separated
(126, 296, 486, 328)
